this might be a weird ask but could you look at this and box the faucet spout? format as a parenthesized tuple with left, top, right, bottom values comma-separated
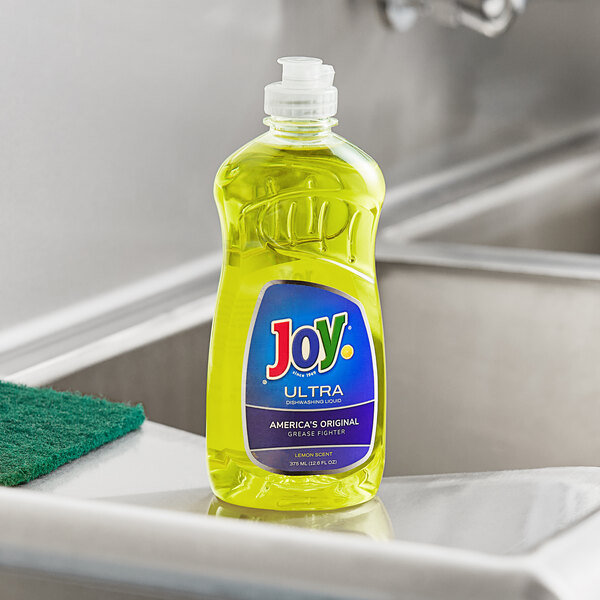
(381, 0, 527, 37)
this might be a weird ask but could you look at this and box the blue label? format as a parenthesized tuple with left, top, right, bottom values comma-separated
(243, 281, 377, 474)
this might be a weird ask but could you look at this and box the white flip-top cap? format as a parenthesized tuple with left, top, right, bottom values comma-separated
(264, 57, 337, 119)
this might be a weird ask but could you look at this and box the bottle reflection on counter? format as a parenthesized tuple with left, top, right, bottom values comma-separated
(207, 495, 393, 541)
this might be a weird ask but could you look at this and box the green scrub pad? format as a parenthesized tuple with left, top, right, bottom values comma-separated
(0, 380, 145, 486)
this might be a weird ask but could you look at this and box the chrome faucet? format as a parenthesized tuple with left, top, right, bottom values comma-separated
(380, 0, 528, 37)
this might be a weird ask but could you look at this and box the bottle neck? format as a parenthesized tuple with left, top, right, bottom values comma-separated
(264, 116, 338, 141)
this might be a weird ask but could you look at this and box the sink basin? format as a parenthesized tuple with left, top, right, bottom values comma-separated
(376, 132, 600, 476)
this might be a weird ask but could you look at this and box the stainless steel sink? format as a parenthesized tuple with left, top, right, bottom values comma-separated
(40, 130, 600, 478)
(377, 131, 600, 475)
(388, 156, 600, 256)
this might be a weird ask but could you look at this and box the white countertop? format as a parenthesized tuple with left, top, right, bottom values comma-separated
(2, 421, 600, 599)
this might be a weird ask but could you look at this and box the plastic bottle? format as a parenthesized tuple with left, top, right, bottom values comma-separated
(207, 57, 386, 511)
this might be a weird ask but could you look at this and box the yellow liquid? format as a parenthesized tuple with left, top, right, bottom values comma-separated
(207, 119, 386, 511)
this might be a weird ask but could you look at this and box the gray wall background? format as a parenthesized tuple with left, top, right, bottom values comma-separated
(1, 0, 600, 335)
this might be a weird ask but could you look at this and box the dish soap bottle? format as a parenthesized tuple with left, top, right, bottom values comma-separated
(207, 57, 386, 511)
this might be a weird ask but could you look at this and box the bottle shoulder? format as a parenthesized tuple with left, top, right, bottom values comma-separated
(215, 131, 385, 204)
